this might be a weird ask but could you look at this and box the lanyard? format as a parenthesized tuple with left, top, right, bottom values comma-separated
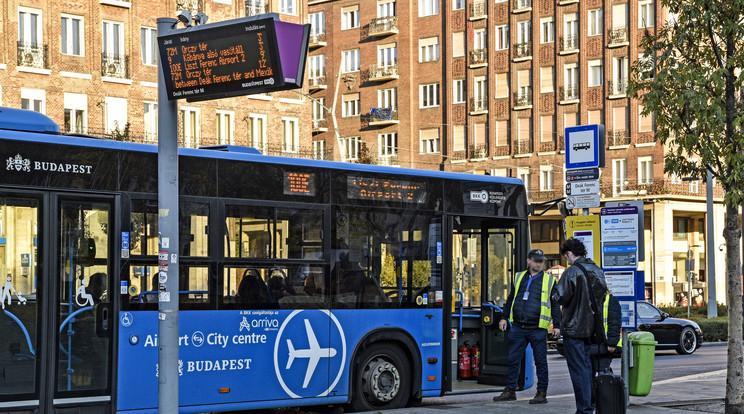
(522, 272, 539, 300)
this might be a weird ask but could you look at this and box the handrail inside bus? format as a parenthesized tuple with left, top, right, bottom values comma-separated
(454, 291, 510, 332)
(59, 306, 93, 334)
(3, 309, 36, 357)
(138, 290, 209, 303)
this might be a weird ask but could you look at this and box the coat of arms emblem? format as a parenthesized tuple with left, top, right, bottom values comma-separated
(6, 154, 31, 172)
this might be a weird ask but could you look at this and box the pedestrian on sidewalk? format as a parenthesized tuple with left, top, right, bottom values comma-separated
(492, 248, 561, 404)
(552, 238, 607, 414)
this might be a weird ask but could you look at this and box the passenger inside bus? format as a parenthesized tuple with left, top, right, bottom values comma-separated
(86, 272, 107, 303)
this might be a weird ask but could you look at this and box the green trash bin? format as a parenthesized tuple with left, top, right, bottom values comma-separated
(628, 331, 657, 396)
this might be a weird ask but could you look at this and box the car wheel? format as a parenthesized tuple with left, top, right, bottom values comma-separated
(350, 343, 411, 412)
(676, 327, 697, 355)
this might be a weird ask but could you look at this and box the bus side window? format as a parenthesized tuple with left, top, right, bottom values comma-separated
(236, 268, 269, 306)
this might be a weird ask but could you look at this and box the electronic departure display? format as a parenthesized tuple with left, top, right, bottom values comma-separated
(283, 172, 316, 196)
(158, 17, 284, 101)
(347, 176, 426, 203)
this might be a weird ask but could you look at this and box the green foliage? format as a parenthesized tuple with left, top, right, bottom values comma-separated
(693, 317, 729, 342)
(627, 0, 744, 206)
(108, 121, 131, 142)
(357, 142, 374, 164)
(658, 303, 728, 319)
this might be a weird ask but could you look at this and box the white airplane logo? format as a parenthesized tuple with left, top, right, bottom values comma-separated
(286, 319, 338, 389)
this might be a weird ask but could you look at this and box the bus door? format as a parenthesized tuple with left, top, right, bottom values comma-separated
(52, 197, 114, 412)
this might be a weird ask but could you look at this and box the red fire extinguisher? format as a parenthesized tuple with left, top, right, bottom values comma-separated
(458, 341, 471, 379)
(470, 342, 481, 378)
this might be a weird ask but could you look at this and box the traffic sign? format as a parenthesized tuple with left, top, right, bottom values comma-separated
(565, 194, 600, 209)
(566, 180, 600, 196)
(565, 124, 606, 169)
(565, 167, 600, 182)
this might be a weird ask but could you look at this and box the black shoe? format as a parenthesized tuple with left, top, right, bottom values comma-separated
(493, 389, 517, 402)
(529, 389, 548, 404)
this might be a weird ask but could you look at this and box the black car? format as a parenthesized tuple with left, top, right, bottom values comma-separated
(549, 301, 704, 355)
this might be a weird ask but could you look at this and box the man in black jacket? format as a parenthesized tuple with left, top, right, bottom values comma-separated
(492, 249, 561, 404)
(553, 238, 607, 414)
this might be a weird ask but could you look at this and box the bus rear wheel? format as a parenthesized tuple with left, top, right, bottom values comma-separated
(350, 343, 411, 412)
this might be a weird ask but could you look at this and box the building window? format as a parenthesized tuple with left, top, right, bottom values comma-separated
(419, 37, 440, 62)
(420, 128, 440, 153)
(613, 56, 628, 93)
(216, 110, 234, 145)
(540, 67, 554, 93)
(613, 4, 629, 31)
(589, 59, 603, 87)
(639, 105, 655, 132)
(19, 8, 42, 46)
(689, 159, 700, 193)
(143, 102, 158, 142)
(378, 0, 396, 17)
(495, 25, 509, 50)
(613, 158, 628, 196)
(378, 43, 397, 67)
(179, 106, 198, 147)
(308, 54, 326, 79)
(474, 29, 487, 50)
(312, 98, 326, 121)
(638, 156, 654, 185)
(342, 136, 361, 160)
(313, 140, 326, 160)
(540, 17, 554, 43)
(342, 93, 360, 117)
(518, 117, 532, 143)
(454, 124, 466, 151)
(474, 122, 487, 150)
(454, 79, 466, 104)
(453, 32, 465, 57)
(61, 15, 84, 56)
(673, 218, 689, 239)
(342, 49, 360, 73)
(279, 0, 296, 15)
(102, 20, 124, 57)
(517, 21, 531, 45)
(519, 167, 531, 199)
(453, 0, 465, 10)
(282, 117, 299, 152)
(420, 83, 440, 108)
(378, 87, 397, 109)
(589, 8, 603, 36)
(639, 0, 655, 28)
(21, 88, 45, 113)
(419, 0, 439, 17)
(249, 113, 267, 151)
(378, 132, 398, 156)
(342, 5, 360, 30)
(141, 26, 157, 65)
(309, 12, 325, 35)
(540, 165, 554, 191)
(495, 73, 509, 98)
(588, 109, 604, 125)
(64, 92, 87, 134)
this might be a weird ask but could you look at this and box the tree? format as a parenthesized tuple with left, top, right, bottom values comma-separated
(357, 142, 374, 164)
(627, 2, 744, 412)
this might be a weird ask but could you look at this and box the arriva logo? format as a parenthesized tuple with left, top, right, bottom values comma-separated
(274, 310, 346, 398)
(470, 190, 489, 204)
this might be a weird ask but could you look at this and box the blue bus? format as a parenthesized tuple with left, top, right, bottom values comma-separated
(0, 107, 533, 413)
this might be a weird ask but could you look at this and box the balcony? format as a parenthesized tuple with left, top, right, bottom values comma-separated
(469, 48, 487, 67)
(369, 107, 399, 125)
(369, 16, 398, 36)
(17, 42, 49, 69)
(513, 0, 532, 12)
(560, 35, 579, 53)
(451, 151, 467, 162)
(609, 79, 627, 97)
(101, 53, 130, 79)
(312, 119, 328, 133)
(309, 32, 327, 49)
(470, 144, 488, 159)
(515, 140, 533, 155)
(608, 27, 629, 46)
(368, 63, 399, 81)
(469, 97, 488, 115)
(308, 75, 327, 90)
(514, 42, 531, 60)
(469, 0, 487, 20)
(560, 84, 579, 102)
(493, 145, 510, 157)
(245, 0, 270, 16)
(539, 141, 557, 152)
(373, 155, 399, 166)
(514, 87, 532, 108)
(608, 130, 630, 146)
(177, 0, 203, 13)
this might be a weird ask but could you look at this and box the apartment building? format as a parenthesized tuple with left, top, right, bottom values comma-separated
(0, 0, 316, 157)
(307, 0, 728, 306)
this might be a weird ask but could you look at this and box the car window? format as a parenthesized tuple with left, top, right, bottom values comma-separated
(637, 302, 661, 319)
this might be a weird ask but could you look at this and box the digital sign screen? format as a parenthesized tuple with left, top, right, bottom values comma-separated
(347, 177, 426, 204)
(158, 17, 284, 101)
(284, 172, 316, 196)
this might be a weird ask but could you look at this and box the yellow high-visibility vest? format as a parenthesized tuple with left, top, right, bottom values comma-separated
(603, 292, 623, 347)
(509, 270, 555, 330)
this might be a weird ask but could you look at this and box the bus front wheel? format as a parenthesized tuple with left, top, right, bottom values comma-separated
(350, 343, 411, 412)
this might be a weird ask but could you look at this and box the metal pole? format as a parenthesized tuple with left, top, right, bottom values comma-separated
(706, 169, 717, 317)
(157, 17, 180, 414)
(621, 329, 630, 406)
(687, 271, 692, 318)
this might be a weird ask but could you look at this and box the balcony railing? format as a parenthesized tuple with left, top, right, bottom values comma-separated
(101, 53, 130, 78)
(514, 42, 531, 58)
(609, 79, 627, 95)
(560, 35, 578, 52)
(493, 145, 510, 157)
(369, 107, 399, 124)
(609, 27, 629, 45)
(309, 32, 327, 48)
(608, 129, 630, 146)
(369, 16, 398, 36)
(560, 84, 578, 101)
(469, 48, 487, 66)
(373, 155, 399, 166)
(514, 0, 532, 11)
(470, 144, 488, 159)
(469, 0, 487, 19)
(515, 140, 533, 155)
(308, 76, 327, 89)
(470, 97, 488, 113)
(245, 0, 270, 16)
(539, 141, 556, 152)
(312, 119, 328, 132)
(17, 42, 49, 69)
(368, 63, 399, 81)
(451, 150, 467, 161)
(514, 87, 533, 107)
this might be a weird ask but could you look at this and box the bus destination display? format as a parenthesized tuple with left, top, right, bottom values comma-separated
(347, 176, 426, 203)
(284, 172, 316, 196)
(158, 17, 283, 101)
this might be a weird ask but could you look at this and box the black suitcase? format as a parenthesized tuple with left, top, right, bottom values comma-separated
(594, 371, 627, 414)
